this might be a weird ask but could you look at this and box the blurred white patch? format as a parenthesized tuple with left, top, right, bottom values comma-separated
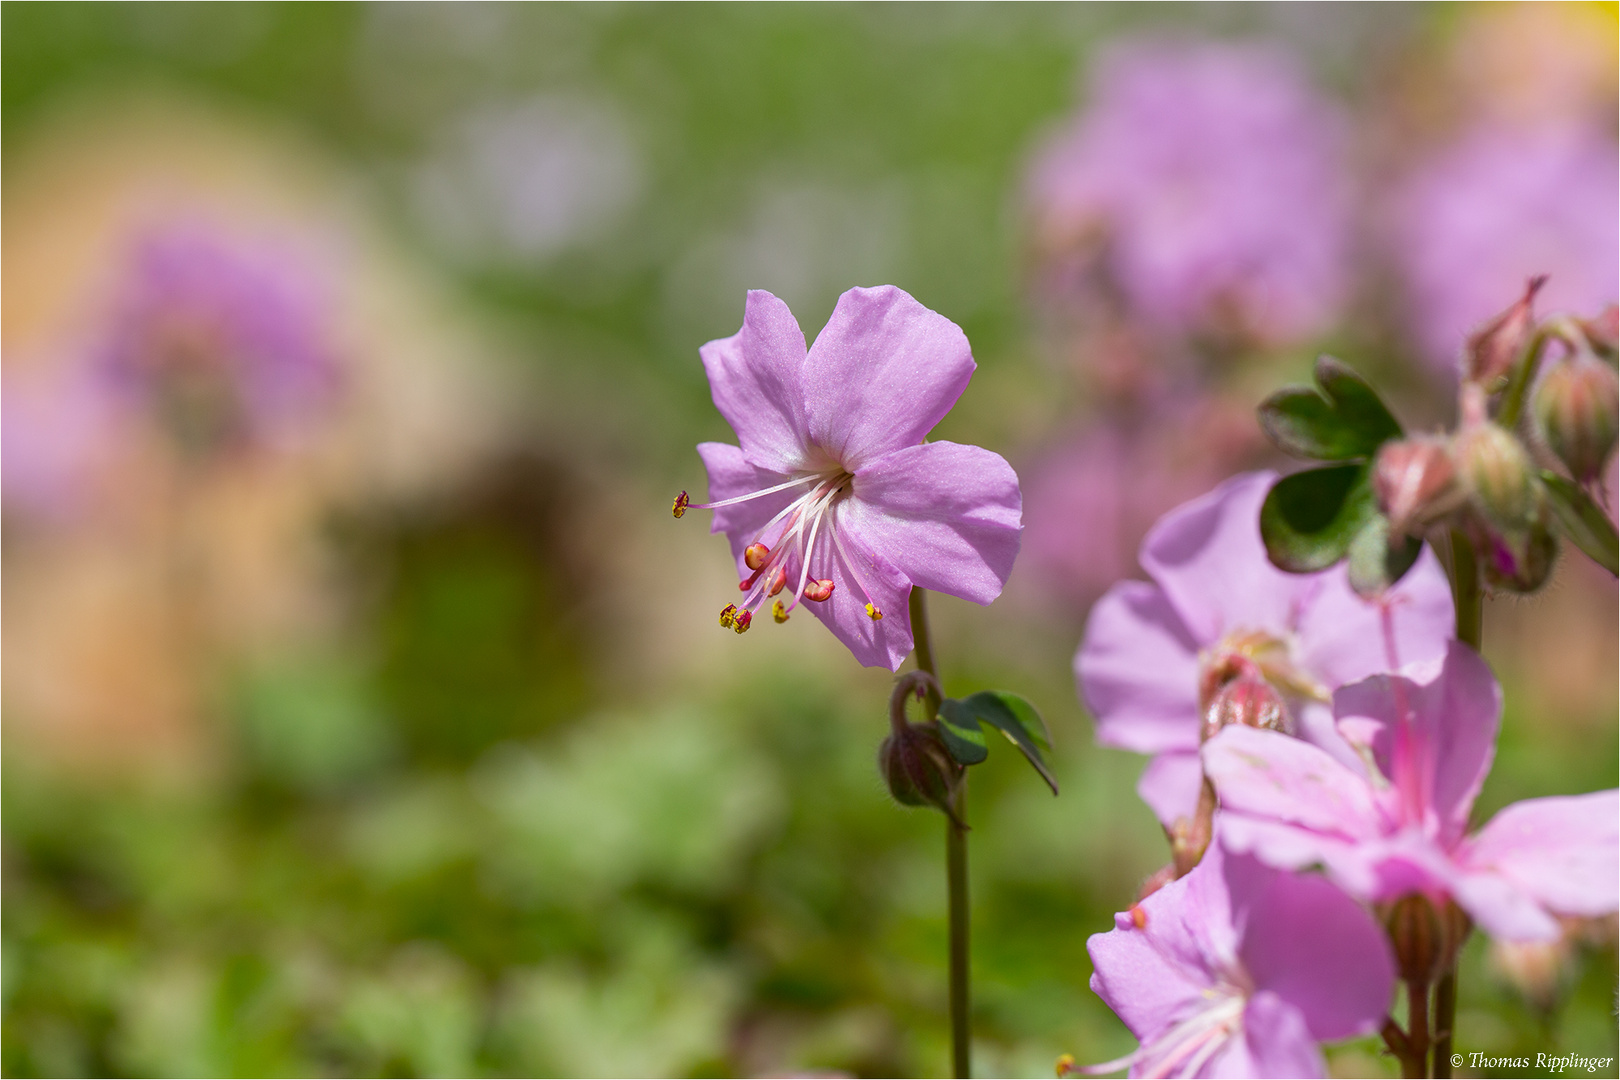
(411, 96, 643, 265)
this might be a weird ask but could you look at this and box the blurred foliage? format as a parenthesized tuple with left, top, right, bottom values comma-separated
(3, 4, 1616, 1079)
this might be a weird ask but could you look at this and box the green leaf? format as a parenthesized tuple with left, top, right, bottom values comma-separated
(940, 691, 1057, 795)
(1345, 514, 1424, 598)
(935, 701, 989, 765)
(1259, 464, 1373, 573)
(1541, 470, 1619, 575)
(1258, 356, 1404, 461)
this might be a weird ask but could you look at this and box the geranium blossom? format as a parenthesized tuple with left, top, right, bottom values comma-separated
(676, 286, 1021, 670)
(1205, 642, 1620, 941)
(1075, 472, 1454, 827)
(1083, 841, 1393, 1078)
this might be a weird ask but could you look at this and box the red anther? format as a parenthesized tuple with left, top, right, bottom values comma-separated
(803, 579, 834, 602)
(766, 567, 787, 596)
(672, 491, 690, 519)
(744, 542, 770, 571)
(719, 604, 738, 628)
(732, 609, 753, 634)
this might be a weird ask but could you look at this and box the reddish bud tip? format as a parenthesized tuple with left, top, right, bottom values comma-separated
(879, 722, 963, 823)
(1579, 304, 1619, 358)
(1373, 436, 1462, 534)
(744, 542, 771, 571)
(1201, 672, 1287, 743)
(672, 491, 690, 518)
(803, 579, 834, 602)
(1464, 276, 1546, 389)
(1534, 350, 1618, 483)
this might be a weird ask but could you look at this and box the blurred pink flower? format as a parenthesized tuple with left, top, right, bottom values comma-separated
(1394, 124, 1619, 374)
(1075, 472, 1454, 828)
(96, 223, 341, 455)
(1084, 841, 1393, 1078)
(1, 361, 121, 520)
(1206, 642, 1620, 941)
(685, 286, 1021, 670)
(1027, 39, 1352, 345)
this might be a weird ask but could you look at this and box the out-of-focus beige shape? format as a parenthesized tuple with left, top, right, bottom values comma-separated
(1449, 3, 1619, 130)
(3, 92, 518, 776)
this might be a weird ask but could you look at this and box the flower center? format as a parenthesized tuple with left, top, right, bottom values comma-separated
(674, 465, 887, 634)
(1197, 628, 1329, 728)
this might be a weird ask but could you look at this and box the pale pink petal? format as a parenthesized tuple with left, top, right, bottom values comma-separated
(1332, 643, 1500, 845)
(1087, 871, 1214, 1042)
(1449, 870, 1563, 942)
(1463, 791, 1620, 922)
(696, 441, 799, 573)
(1077, 581, 1202, 755)
(699, 290, 811, 474)
(844, 440, 1021, 605)
(1138, 752, 1206, 828)
(801, 285, 975, 469)
(1203, 726, 1383, 841)
(1138, 471, 1306, 643)
(805, 503, 914, 670)
(1215, 816, 1378, 897)
(1237, 865, 1394, 1040)
(1231, 992, 1325, 1079)
(1292, 545, 1455, 686)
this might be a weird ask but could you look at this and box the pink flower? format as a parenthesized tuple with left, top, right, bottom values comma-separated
(1084, 841, 1393, 1078)
(1205, 642, 1620, 941)
(1027, 39, 1352, 344)
(679, 286, 1021, 670)
(1075, 472, 1454, 828)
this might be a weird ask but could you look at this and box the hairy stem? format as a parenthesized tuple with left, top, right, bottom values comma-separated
(910, 587, 970, 1078)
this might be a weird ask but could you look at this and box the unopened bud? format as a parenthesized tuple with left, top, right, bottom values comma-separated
(1385, 893, 1445, 985)
(1373, 436, 1463, 534)
(744, 543, 771, 571)
(1578, 304, 1619, 358)
(1472, 513, 1559, 594)
(879, 723, 963, 823)
(1464, 276, 1546, 389)
(1455, 422, 1536, 528)
(1201, 672, 1287, 742)
(1489, 936, 1572, 1014)
(1533, 349, 1618, 482)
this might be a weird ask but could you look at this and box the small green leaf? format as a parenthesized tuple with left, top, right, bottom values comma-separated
(935, 699, 989, 765)
(1541, 470, 1618, 575)
(1258, 356, 1404, 461)
(949, 691, 1057, 795)
(1259, 464, 1373, 573)
(1345, 514, 1424, 598)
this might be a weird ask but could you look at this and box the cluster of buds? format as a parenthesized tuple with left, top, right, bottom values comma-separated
(1372, 283, 1618, 593)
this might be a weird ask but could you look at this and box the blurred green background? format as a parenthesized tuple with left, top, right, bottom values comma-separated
(3, 4, 1615, 1077)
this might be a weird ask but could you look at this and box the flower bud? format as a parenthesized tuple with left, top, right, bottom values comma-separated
(1472, 513, 1559, 594)
(1464, 275, 1546, 389)
(879, 722, 963, 823)
(1373, 436, 1463, 534)
(1533, 349, 1618, 482)
(1578, 304, 1619, 358)
(1384, 893, 1445, 985)
(1489, 935, 1572, 1014)
(1200, 670, 1287, 743)
(1454, 422, 1536, 528)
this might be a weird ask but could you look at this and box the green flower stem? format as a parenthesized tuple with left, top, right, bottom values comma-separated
(1434, 530, 1481, 1078)
(909, 587, 971, 1078)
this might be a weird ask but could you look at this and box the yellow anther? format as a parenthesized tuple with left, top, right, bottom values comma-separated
(719, 603, 737, 628)
(865, 602, 883, 621)
(733, 610, 753, 634)
(672, 491, 690, 518)
(772, 600, 790, 623)
(1055, 1053, 1076, 1078)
